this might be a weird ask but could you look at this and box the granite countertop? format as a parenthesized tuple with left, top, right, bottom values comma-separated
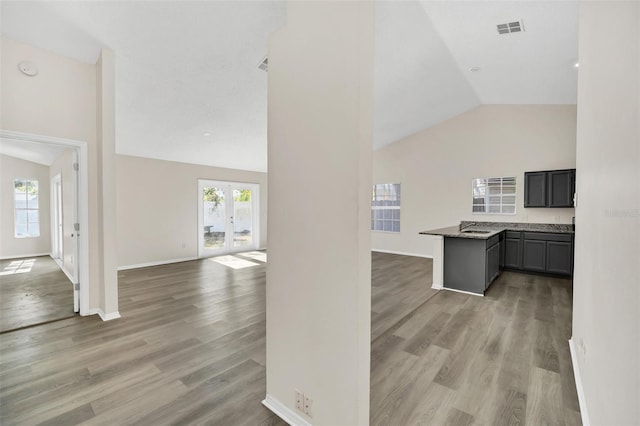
(419, 221, 574, 240)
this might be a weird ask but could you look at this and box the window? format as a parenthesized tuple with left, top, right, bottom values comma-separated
(14, 178, 40, 238)
(372, 183, 400, 232)
(472, 177, 516, 214)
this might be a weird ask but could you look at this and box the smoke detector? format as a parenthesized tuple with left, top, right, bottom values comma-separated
(18, 61, 38, 76)
(497, 20, 525, 35)
(258, 56, 268, 72)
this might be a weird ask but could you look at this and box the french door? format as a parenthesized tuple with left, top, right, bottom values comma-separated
(197, 180, 259, 258)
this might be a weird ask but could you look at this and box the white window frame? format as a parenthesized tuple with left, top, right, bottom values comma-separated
(14, 178, 40, 238)
(371, 183, 401, 233)
(472, 176, 516, 215)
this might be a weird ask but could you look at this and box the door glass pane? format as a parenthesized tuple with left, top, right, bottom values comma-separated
(233, 189, 253, 248)
(203, 187, 226, 249)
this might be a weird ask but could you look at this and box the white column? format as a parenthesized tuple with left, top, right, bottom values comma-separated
(265, 1, 374, 424)
(97, 48, 119, 319)
(572, 2, 639, 425)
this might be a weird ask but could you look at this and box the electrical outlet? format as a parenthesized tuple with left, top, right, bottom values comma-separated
(304, 395, 313, 418)
(181, 242, 186, 249)
(295, 389, 304, 411)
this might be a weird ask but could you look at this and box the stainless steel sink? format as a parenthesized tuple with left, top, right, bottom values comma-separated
(461, 230, 491, 234)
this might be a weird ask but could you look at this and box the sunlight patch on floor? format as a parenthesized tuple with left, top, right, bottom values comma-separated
(0, 259, 36, 276)
(237, 251, 267, 263)
(210, 255, 259, 269)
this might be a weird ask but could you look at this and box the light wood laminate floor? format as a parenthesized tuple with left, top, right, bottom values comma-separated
(370, 269, 582, 425)
(0, 256, 74, 333)
(371, 251, 438, 341)
(0, 252, 581, 425)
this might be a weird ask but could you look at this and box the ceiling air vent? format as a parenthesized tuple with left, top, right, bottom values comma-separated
(258, 56, 268, 72)
(497, 20, 525, 35)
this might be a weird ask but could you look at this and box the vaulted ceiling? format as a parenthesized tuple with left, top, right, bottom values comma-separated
(1, 1, 578, 172)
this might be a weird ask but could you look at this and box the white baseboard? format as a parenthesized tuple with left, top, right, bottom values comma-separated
(443, 287, 484, 297)
(53, 256, 64, 269)
(262, 394, 311, 426)
(88, 308, 121, 321)
(568, 338, 590, 426)
(0, 252, 49, 260)
(371, 249, 433, 259)
(117, 256, 198, 271)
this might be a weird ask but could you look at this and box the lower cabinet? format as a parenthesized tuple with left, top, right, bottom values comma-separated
(444, 234, 501, 295)
(504, 232, 522, 269)
(546, 241, 573, 275)
(508, 231, 574, 276)
(486, 242, 500, 288)
(443, 230, 573, 295)
(522, 240, 547, 272)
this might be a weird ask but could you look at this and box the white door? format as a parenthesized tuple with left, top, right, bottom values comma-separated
(70, 151, 79, 312)
(60, 151, 80, 312)
(198, 180, 259, 258)
(51, 174, 63, 261)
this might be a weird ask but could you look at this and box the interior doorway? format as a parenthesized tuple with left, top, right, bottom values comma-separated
(0, 130, 89, 321)
(198, 179, 260, 258)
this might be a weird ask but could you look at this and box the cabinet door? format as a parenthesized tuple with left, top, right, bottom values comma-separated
(523, 240, 546, 271)
(546, 241, 573, 275)
(524, 172, 547, 207)
(486, 243, 500, 288)
(504, 238, 522, 269)
(548, 170, 575, 207)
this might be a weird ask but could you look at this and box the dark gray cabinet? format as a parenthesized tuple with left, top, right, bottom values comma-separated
(524, 169, 576, 208)
(444, 234, 502, 294)
(522, 240, 547, 271)
(507, 231, 574, 276)
(444, 230, 573, 295)
(499, 232, 505, 270)
(486, 242, 500, 287)
(548, 170, 576, 207)
(504, 231, 522, 269)
(546, 241, 573, 275)
(524, 172, 547, 207)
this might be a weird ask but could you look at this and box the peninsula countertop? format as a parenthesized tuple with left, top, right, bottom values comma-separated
(419, 221, 574, 240)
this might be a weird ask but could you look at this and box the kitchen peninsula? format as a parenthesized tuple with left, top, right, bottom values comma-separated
(420, 221, 574, 295)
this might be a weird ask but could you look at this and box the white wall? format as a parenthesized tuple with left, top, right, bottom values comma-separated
(0, 154, 51, 258)
(373, 105, 577, 258)
(572, 2, 639, 425)
(266, 1, 373, 424)
(1, 36, 118, 317)
(116, 154, 268, 268)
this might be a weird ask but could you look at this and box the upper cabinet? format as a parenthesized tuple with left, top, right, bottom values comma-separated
(547, 170, 576, 207)
(523, 172, 547, 207)
(524, 169, 576, 208)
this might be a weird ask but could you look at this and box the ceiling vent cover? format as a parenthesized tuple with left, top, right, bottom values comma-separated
(497, 20, 525, 35)
(258, 56, 268, 72)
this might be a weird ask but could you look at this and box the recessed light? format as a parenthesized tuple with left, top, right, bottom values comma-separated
(574, 62, 580, 68)
(203, 132, 212, 137)
(470, 67, 480, 73)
